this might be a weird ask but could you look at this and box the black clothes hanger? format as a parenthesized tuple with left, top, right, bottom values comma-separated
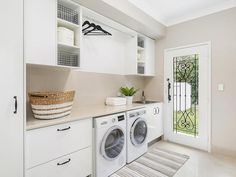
(82, 20, 90, 27)
(82, 20, 112, 36)
(96, 25, 112, 36)
(82, 23, 96, 32)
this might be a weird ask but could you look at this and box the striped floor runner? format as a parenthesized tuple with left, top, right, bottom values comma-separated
(111, 147, 189, 177)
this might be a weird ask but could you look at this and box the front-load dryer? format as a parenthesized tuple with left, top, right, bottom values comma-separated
(126, 108, 148, 163)
(94, 113, 126, 177)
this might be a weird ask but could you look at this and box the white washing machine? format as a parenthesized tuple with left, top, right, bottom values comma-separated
(126, 108, 148, 163)
(94, 113, 126, 177)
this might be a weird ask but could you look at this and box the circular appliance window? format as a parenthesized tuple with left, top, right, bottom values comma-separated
(131, 119, 147, 146)
(101, 126, 125, 160)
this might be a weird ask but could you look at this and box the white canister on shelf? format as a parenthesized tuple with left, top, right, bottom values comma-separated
(57, 27, 74, 46)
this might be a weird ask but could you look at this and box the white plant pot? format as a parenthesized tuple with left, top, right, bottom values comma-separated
(126, 96, 133, 105)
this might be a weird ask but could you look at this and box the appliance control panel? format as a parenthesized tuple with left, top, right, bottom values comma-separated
(129, 110, 146, 118)
(118, 115, 125, 121)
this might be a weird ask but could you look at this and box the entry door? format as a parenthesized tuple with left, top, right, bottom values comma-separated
(164, 43, 211, 151)
(0, 0, 24, 176)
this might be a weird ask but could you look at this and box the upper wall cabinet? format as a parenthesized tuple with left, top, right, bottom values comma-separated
(145, 37, 156, 76)
(24, 1, 155, 75)
(126, 34, 156, 76)
(24, 0, 57, 66)
(25, 0, 81, 68)
(136, 35, 156, 76)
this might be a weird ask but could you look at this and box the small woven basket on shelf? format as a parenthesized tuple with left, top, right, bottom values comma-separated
(28, 91, 75, 120)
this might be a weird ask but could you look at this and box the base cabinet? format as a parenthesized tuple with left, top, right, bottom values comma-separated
(146, 103, 163, 143)
(26, 118, 92, 177)
(27, 147, 92, 177)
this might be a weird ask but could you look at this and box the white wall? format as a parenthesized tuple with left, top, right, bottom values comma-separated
(81, 21, 134, 75)
(145, 7, 236, 156)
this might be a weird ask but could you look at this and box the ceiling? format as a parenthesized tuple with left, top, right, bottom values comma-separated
(128, 0, 236, 26)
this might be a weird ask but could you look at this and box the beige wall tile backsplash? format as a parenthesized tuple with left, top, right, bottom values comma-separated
(27, 66, 145, 116)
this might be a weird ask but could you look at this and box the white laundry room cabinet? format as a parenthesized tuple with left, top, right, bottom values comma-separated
(24, 0, 57, 66)
(0, 0, 24, 177)
(26, 118, 92, 177)
(146, 103, 164, 143)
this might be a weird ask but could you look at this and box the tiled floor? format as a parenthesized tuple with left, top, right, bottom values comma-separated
(151, 141, 236, 177)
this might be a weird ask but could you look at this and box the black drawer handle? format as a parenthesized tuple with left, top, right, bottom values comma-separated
(57, 126, 71, 131)
(13, 96, 17, 114)
(57, 158, 71, 166)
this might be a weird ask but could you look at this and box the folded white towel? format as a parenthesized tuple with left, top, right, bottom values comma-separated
(106, 97, 126, 106)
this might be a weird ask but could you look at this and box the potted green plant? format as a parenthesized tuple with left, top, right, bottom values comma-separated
(120, 86, 138, 105)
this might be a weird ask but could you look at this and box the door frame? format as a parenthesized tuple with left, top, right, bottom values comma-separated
(163, 42, 212, 152)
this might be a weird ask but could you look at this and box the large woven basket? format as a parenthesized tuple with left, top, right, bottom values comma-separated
(29, 91, 75, 120)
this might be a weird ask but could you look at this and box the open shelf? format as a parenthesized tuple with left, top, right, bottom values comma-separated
(137, 46, 145, 51)
(137, 63, 145, 74)
(57, 1, 79, 25)
(57, 18, 80, 30)
(137, 60, 145, 64)
(57, 0, 80, 68)
(57, 50, 80, 67)
(58, 42, 79, 51)
(136, 35, 146, 75)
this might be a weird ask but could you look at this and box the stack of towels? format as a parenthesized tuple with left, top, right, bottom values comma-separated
(105, 97, 127, 106)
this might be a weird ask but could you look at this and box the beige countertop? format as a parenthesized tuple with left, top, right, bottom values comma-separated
(26, 103, 148, 130)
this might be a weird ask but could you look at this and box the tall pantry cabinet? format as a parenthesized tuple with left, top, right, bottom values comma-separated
(0, 0, 24, 177)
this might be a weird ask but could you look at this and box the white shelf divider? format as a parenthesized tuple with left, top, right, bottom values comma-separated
(137, 60, 145, 63)
(137, 46, 145, 51)
(57, 18, 80, 30)
(58, 42, 80, 51)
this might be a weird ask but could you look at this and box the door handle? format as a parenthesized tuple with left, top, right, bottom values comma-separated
(167, 79, 171, 103)
(13, 96, 17, 114)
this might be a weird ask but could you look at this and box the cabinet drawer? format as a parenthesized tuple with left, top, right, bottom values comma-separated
(26, 118, 92, 169)
(27, 147, 92, 177)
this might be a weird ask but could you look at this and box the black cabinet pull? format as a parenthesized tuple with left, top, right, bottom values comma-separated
(57, 126, 71, 131)
(167, 78, 171, 103)
(57, 158, 71, 166)
(13, 96, 17, 114)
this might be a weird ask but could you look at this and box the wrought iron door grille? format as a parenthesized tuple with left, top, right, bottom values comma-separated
(173, 54, 199, 137)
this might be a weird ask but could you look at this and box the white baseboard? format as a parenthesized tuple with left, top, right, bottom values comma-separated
(211, 145, 236, 158)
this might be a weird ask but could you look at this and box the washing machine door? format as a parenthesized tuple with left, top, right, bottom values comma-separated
(101, 125, 125, 161)
(130, 118, 148, 146)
